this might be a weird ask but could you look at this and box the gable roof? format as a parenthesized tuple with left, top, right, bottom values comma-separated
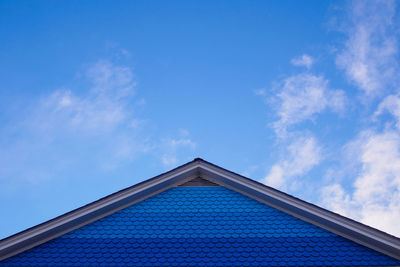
(0, 158, 399, 262)
(2, 186, 399, 266)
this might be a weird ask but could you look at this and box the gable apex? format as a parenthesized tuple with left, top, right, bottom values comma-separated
(1, 158, 400, 262)
(178, 176, 220, 187)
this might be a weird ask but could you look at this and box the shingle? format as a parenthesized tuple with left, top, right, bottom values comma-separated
(1, 187, 399, 266)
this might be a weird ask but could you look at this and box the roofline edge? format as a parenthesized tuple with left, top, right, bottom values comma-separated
(0, 160, 202, 261)
(196, 159, 400, 260)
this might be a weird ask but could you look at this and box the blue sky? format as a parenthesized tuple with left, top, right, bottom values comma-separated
(1, 0, 400, 239)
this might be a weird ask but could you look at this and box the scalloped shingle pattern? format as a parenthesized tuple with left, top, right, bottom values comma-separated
(2, 187, 399, 266)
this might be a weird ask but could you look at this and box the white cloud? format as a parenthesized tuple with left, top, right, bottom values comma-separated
(160, 131, 197, 167)
(261, 69, 341, 193)
(374, 94, 400, 129)
(31, 60, 137, 135)
(254, 88, 267, 97)
(321, 184, 352, 216)
(336, 0, 398, 95)
(272, 73, 346, 137)
(161, 155, 178, 167)
(320, 0, 400, 237)
(0, 57, 199, 185)
(264, 165, 285, 188)
(167, 138, 196, 149)
(291, 54, 314, 69)
(87, 60, 135, 95)
(321, 130, 400, 237)
(263, 135, 322, 191)
(0, 60, 149, 181)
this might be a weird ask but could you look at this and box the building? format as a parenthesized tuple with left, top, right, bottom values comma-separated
(0, 158, 399, 266)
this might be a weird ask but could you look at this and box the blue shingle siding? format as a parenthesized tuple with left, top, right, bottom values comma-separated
(2, 187, 399, 266)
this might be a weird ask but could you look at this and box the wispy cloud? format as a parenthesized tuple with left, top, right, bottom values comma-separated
(321, 129, 400, 237)
(253, 0, 400, 237)
(254, 88, 267, 97)
(291, 54, 314, 69)
(35, 61, 136, 134)
(317, 0, 400, 237)
(0, 60, 149, 181)
(160, 129, 197, 167)
(336, 0, 398, 96)
(374, 94, 400, 129)
(272, 73, 346, 137)
(0, 57, 200, 184)
(262, 135, 322, 191)
(258, 56, 345, 193)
